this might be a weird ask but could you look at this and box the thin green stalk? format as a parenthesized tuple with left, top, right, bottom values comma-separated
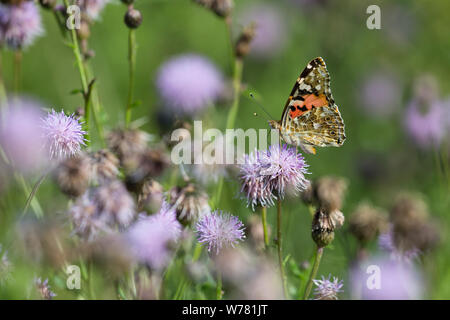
(84, 63, 105, 147)
(13, 50, 22, 93)
(16, 173, 43, 217)
(261, 206, 269, 248)
(22, 172, 48, 216)
(192, 242, 203, 262)
(303, 246, 324, 300)
(214, 58, 243, 206)
(65, 0, 90, 138)
(125, 28, 136, 127)
(277, 199, 288, 298)
(0, 51, 7, 103)
(216, 270, 223, 300)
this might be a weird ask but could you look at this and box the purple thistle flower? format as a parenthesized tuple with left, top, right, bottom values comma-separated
(41, 110, 87, 160)
(238, 148, 276, 210)
(195, 211, 245, 255)
(0, 1, 43, 50)
(378, 225, 420, 263)
(156, 54, 224, 114)
(76, 0, 110, 21)
(260, 144, 309, 198)
(350, 256, 424, 300)
(127, 212, 180, 270)
(359, 70, 402, 117)
(404, 98, 447, 149)
(93, 181, 136, 228)
(237, 4, 286, 58)
(34, 277, 56, 300)
(0, 98, 47, 173)
(147, 201, 182, 241)
(313, 274, 344, 300)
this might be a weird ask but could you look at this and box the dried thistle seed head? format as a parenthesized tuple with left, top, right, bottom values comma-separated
(314, 176, 348, 212)
(329, 209, 345, 230)
(107, 128, 149, 165)
(89, 149, 119, 184)
(349, 202, 388, 244)
(194, 0, 233, 18)
(235, 23, 255, 58)
(312, 209, 335, 248)
(169, 183, 211, 224)
(137, 179, 164, 212)
(124, 8, 142, 29)
(54, 154, 91, 198)
(125, 148, 170, 193)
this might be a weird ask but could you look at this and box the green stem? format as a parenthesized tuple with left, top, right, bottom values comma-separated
(216, 270, 223, 300)
(303, 246, 324, 300)
(13, 50, 22, 93)
(22, 172, 48, 216)
(277, 199, 288, 298)
(0, 50, 7, 104)
(261, 206, 269, 248)
(192, 242, 203, 262)
(84, 63, 105, 147)
(125, 28, 136, 127)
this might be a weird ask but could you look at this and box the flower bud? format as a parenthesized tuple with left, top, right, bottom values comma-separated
(124, 8, 142, 29)
(312, 209, 335, 248)
(235, 23, 255, 58)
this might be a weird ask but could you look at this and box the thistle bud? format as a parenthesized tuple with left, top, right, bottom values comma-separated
(77, 20, 91, 40)
(194, 0, 233, 18)
(311, 209, 335, 248)
(124, 8, 142, 29)
(235, 23, 255, 58)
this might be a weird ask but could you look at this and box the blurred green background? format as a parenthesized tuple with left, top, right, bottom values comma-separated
(1, 0, 450, 299)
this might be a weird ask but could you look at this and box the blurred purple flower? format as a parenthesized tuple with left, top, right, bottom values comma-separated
(147, 201, 182, 240)
(34, 277, 56, 300)
(68, 192, 111, 241)
(359, 71, 402, 117)
(41, 110, 87, 160)
(0, 98, 46, 173)
(238, 4, 286, 58)
(261, 144, 309, 198)
(313, 274, 344, 300)
(127, 211, 180, 270)
(76, 0, 110, 20)
(238, 148, 276, 210)
(93, 181, 136, 228)
(156, 54, 224, 114)
(405, 99, 447, 149)
(0, 1, 43, 50)
(378, 225, 420, 263)
(349, 256, 424, 300)
(195, 211, 245, 254)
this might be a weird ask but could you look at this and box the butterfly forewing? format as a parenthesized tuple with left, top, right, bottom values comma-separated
(276, 57, 346, 154)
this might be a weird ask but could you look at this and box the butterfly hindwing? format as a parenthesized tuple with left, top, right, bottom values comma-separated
(276, 57, 346, 154)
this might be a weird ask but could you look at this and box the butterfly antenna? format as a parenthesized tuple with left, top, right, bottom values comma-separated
(249, 93, 274, 120)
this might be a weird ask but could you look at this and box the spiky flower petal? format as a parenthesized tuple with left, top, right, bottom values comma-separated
(313, 274, 344, 300)
(41, 110, 87, 160)
(195, 211, 245, 254)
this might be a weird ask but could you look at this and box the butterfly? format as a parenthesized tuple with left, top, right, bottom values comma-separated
(269, 57, 346, 155)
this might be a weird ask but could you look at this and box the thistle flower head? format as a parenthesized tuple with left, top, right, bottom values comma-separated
(260, 144, 309, 198)
(89, 149, 119, 184)
(41, 110, 87, 160)
(195, 211, 245, 254)
(147, 201, 182, 241)
(0, 1, 43, 50)
(156, 54, 224, 114)
(93, 181, 136, 228)
(313, 274, 344, 300)
(169, 183, 211, 224)
(238, 149, 276, 210)
(378, 225, 420, 263)
(127, 209, 181, 270)
(34, 277, 56, 300)
(54, 153, 91, 198)
(76, 0, 110, 21)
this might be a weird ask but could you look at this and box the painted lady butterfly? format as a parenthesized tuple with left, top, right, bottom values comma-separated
(269, 57, 346, 154)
